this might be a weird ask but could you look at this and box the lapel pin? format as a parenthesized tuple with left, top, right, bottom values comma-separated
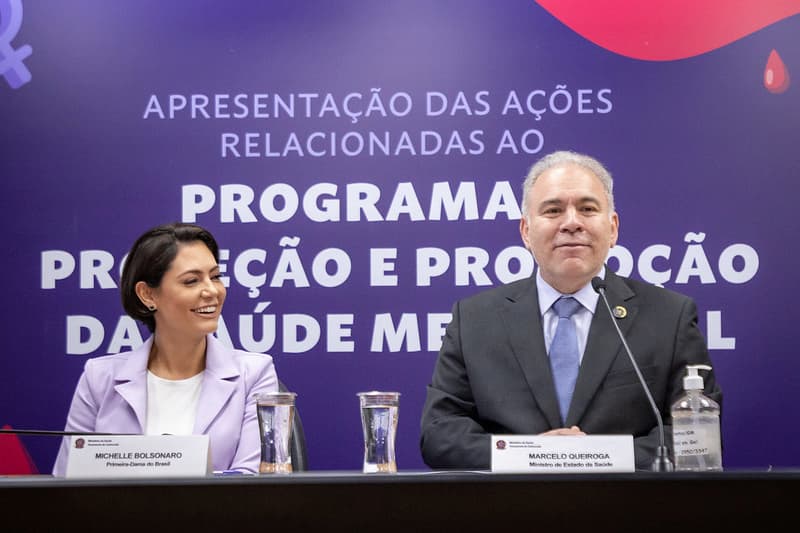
(613, 306, 627, 319)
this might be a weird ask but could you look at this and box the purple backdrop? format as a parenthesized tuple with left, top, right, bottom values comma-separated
(1, 0, 799, 472)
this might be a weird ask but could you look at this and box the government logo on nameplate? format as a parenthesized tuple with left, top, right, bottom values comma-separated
(491, 435, 634, 473)
(65, 435, 211, 478)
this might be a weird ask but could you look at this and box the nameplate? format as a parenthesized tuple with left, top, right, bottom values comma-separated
(491, 434, 634, 473)
(65, 435, 210, 478)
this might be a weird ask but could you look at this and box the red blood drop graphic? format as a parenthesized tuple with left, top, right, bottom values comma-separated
(764, 49, 790, 94)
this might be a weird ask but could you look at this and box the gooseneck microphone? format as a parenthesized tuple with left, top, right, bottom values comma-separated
(591, 277, 674, 472)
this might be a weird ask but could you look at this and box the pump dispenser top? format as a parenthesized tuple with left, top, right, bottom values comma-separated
(683, 364, 711, 390)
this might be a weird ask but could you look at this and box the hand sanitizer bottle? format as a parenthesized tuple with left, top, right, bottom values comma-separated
(671, 364, 722, 471)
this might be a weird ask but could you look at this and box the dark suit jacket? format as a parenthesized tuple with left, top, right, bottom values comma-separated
(420, 269, 722, 470)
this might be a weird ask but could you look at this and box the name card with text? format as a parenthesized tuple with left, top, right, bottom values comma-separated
(65, 435, 210, 478)
(491, 434, 634, 473)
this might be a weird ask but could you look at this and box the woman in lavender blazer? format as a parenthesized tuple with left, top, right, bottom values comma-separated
(53, 223, 278, 476)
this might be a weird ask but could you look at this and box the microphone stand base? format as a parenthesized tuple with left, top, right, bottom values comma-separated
(651, 446, 674, 472)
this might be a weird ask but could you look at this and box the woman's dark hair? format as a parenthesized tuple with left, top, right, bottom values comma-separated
(120, 223, 220, 333)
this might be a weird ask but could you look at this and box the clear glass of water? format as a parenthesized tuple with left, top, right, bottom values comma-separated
(256, 391, 296, 474)
(357, 391, 400, 473)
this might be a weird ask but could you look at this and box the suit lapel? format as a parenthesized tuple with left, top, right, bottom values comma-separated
(567, 270, 637, 425)
(502, 278, 563, 429)
(113, 337, 152, 433)
(194, 335, 238, 434)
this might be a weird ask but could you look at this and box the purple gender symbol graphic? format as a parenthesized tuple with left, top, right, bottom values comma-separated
(0, 0, 32, 89)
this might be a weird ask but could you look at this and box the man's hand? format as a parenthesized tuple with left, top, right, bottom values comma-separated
(540, 426, 585, 436)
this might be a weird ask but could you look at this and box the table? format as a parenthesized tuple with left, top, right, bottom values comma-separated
(2, 470, 796, 530)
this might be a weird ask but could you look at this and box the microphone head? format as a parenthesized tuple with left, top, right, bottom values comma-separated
(591, 277, 606, 293)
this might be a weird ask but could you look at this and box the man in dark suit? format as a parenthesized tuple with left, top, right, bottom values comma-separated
(420, 150, 721, 470)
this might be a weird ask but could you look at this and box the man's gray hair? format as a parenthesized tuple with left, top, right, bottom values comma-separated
(521, 150, 615, 219)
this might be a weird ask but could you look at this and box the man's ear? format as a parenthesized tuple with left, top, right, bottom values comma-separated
(609, 212, 620, 247)
(520, 216, 531, 250)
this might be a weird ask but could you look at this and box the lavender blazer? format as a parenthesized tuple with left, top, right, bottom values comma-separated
(52, 334, 277, 476)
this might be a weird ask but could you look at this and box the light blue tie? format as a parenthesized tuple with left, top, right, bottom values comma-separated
(549, 297, 582, 425)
